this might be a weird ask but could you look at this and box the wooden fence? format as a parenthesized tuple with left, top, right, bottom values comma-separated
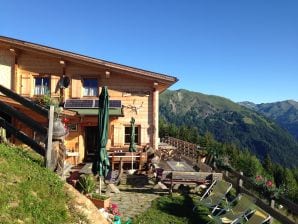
(161, 136, 198, 162)
(223, 169, 298, 224)
(161, 136, 298, 224)
(160, 136, 211, 172)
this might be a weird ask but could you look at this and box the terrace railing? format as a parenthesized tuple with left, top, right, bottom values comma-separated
(161, 136, 298, 224)
(223, 169, 298, 224)
(160, 136, 211, 172)
(161, 136, 198, 161)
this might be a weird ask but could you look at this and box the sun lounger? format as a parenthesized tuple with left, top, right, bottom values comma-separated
(244, 209, 271, 224)
(195, 180, 232, 214)
(210, 194, 255, 224)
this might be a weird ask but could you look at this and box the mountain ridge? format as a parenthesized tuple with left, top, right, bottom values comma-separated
(160, 89, 298, 167)
(239, 100, 298, 139)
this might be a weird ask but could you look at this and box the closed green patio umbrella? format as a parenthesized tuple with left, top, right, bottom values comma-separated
(129, 117, 136, 153)
(92, 86, 110, 178)
(128, 117, 136, 172)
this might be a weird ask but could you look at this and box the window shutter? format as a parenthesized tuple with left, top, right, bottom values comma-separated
(20, 72, 31, 97)
(51, 74, 60, 97)
(71, 76, 82, 98)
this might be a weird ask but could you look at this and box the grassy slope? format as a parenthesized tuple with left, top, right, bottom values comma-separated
(133, 194, 281, 224)
(133, 194, 211, 224)
(0, 144, 84, 224)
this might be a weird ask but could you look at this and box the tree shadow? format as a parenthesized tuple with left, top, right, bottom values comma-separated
(155, 192, 212, 224)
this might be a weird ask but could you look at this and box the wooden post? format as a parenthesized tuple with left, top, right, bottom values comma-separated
(46, 106, 54, 168)
(112, 154, 115, 170)
(170, 172, 173, 195)
(99, 176, 102, 195)
(237, 171, 243, 194)
(152, 88, 159, 150)
(270, 199, 275, 209)
(120, 158, 123, 172)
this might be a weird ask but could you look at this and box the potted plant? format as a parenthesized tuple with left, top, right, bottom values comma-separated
(77, 174, 96, 195)
(77, 174, 110, 209)
(89, 193, 111, 209)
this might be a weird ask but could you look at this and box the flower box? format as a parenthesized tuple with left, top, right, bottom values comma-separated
(88, 194, 110, 209)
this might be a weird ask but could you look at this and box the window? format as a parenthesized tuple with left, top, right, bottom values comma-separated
(83, 78, 98, 96)
(34, 77, 50, 95)
(125, 126, 140, 144)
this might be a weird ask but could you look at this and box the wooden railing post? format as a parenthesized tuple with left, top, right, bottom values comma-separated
(237, 171, 243, 194)
(46, 106, 54, 169)
(270, 199, 275, 209)
(170, 172, 173, 195)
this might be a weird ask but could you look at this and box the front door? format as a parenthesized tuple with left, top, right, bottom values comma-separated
(85, 126, 98, 161)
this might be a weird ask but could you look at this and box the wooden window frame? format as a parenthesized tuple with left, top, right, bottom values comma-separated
(82, 77, 99, 97)
(33, 74, 51, 96)
(124, 125, 140, 145)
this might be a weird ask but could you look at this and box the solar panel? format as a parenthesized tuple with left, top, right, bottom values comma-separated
(94, 100, 121, 108)
(65, 99, 121, 109)
(64, 99, 94, 108)
(94, 100, 99, 107)
(109, 100, 122, 108)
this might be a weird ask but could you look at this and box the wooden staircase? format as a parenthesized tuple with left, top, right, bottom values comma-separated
(0, 84, 53, 165)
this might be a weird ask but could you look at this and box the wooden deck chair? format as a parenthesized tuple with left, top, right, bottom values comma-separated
(195, 180, 232, 214)
(212, 194, 255, 224)
(244, 209, 271, 224)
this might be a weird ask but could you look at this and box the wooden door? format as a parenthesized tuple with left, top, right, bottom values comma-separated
(84, 126, 98, 161)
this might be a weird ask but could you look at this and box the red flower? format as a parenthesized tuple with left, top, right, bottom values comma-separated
(255, 175, 263, 181)
(108, 203, 121, 216)
(266, 180, 273, 188)
(62, 117, 70, 123)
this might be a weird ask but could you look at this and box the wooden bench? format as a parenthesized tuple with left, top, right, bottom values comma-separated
(108, 152, 147, 170)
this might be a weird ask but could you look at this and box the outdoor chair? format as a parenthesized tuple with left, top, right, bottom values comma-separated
(209, 194, 256, 224)
(244, 209, 271, 224)
(194, 180, 232, 214)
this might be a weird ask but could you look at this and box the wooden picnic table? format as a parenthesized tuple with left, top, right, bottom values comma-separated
(155, 169, 212, 193)
(154, 159, 222, 193)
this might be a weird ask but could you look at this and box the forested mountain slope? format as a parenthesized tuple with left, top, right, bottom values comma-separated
(160, 89, 298, 167)
(240, 100, 298, 140)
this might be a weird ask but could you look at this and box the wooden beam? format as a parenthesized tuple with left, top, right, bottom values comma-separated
(0, 101, 47, 135)
(0, 117, 45, 156)
(0, 84, 48, 117)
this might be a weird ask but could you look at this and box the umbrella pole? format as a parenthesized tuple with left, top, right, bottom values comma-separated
(99, 176, 102, 195)
(131, 152, 133, 170)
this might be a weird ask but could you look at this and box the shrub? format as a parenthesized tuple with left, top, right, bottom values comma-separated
(77, 174, 96, 194)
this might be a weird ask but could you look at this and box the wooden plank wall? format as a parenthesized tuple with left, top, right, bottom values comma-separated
(1, 49, 156, 163)
(0, 49, 13, 92)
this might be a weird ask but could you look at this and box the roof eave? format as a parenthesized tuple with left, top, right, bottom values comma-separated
(0, 36, 178, 85)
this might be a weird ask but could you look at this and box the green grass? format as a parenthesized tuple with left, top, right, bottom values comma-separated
(0, 143, 85, 224)
(132, 191, 283, 224)
(133, 194, 212, 224)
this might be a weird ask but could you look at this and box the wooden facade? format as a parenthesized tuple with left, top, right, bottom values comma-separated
(0, 36, 177, 164)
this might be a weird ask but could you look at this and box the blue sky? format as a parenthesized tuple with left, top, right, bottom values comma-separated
(1, 0, 297, 103)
